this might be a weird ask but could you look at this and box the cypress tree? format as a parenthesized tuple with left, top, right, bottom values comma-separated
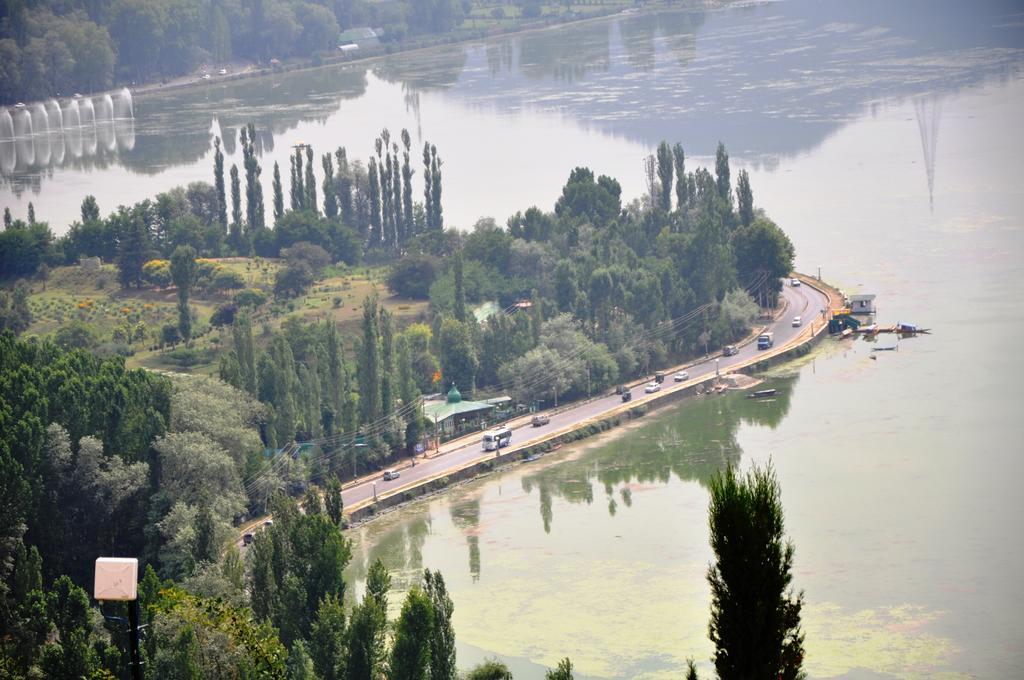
(27, 202, 35, 224)
(273, 162, 284, 221)
(214, 136, 227, 231)
(707, 462, 805, 679)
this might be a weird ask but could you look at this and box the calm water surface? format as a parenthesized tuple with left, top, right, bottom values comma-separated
(4, 0, 1023, 676)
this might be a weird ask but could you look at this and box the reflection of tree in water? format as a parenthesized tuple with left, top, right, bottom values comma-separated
(486, 41, 515, 77)
(373, 47, 469, 92)
(349, 511, 433, 594)
(616, 10, 704, 73)
(449, 497, 482, 581)
(114, 66, 370, 175)
(517, 22, 611, 84)
(519, 376, 797, 529)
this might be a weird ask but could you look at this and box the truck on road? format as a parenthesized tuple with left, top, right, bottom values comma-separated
(757, 331, 774, 350)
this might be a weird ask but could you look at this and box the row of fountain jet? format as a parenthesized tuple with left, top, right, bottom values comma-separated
(0, 88, 136, 175)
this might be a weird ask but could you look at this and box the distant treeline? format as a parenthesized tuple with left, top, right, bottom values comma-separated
(0, 0, 534, 104)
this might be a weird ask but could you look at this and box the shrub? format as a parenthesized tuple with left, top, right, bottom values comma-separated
(235, 288, 268, 308)
(210, 302, 238, 327)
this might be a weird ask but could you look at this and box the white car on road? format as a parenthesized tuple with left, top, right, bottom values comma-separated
(644, 382, 661, 393)
(792, 316, 802, 327)
(673, 371, 689, 382)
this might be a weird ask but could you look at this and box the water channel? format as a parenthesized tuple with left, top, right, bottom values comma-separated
(3, 0, 1022, 676)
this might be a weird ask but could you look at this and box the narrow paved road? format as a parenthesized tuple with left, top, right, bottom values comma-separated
(341, 278, 829, 511)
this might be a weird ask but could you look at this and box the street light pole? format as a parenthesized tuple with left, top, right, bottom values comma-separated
(95, 557, 141, 680)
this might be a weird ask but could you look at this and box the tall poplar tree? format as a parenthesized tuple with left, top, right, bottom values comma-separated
(214, 136, 227, 232)
(430, 144, 443, 230)
(453, 254, 466, 323)
(736, 169, 754, 228)
(715, 141, 732, 203)
(229, 164, 243, 252)
(379, 307, 396, 417)
(273, 162, 284, 221)
(357, 296, 382, 425)
(233, 310, 256, 395)
(402, 130, 414, 241)
(368, 158, 382, 246)
(170, 245, 197, 345)
(391, 144, 403, 245)
(291, 151, 303, 212)
(305, 146, 317, 214)
(673, 143, 687, 210)
(707, 462, 805, 679)
(424, 570, 456, 680)
(389, 588, 434, 680)
(423, 141, 434, 231)
(322, 153, 337, 218)
(656, 140, 674, 212)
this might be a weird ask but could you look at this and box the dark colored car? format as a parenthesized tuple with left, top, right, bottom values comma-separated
(242, 533, 254, 546)
(621, 390, 633, 402)
(723, 345, 739, 357)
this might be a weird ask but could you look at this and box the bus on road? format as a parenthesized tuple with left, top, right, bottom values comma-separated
(482, 426, 513, 451)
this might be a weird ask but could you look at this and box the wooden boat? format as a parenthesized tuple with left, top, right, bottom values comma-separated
(748, 389, 778, 399)
(871, 345, 898, 352)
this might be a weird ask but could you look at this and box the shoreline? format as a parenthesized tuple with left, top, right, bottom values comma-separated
(342, 274, 841, 526)
(112, 0, 723, 103)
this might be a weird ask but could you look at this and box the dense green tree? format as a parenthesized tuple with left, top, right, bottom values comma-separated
(465, 659, 514, 680)
(324, 474, 343, 526)
(388, 256, 439, 299)
(437, 318, 477, 397)
(452, 253, 467, 323)
(170, 245, 197, 344)
(545, 658, 574, 680)
(707, 463, 805, 679)
(656, 141, 674, 212)
(357, 296, 383, 425)
(389, 587, 434, 680)
(735, 169, 754, 228)
(214, 137, 227, 232)
(0, 285, 32, 334)
(310, 593, 346, 680)
(732, 217, 794, 300)
(229, 164, 243, 252)
(715, 142, 732, 204)
(673, 143, 687, 210)
(274, 162, 285, 222)
(554, 167, 622, 227)
(424, 569, 456, 680)
(305, 146, 318, 216)
(116, 210, 153, 288)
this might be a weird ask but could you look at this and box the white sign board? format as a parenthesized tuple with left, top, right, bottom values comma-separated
(94, 557, 138, 601)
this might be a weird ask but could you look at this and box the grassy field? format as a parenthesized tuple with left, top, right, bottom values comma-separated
(22, 258, 428, 373)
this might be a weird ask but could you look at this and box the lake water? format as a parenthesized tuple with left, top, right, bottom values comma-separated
(5, 0, 1024, 676)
